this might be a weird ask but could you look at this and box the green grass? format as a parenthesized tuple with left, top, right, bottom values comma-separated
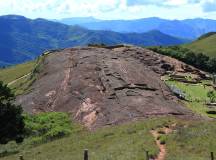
(1, 117, 179, 160)
(0, 55, 46, 95)
(166, 80, 213, 101)
(158, 134, 167, 145)
(166, 80, 216, 118)
(0, 61, 36, 84)
(2, 116, 216, 160)
(166, 121, 216, 160)
(184, 34, 216, 58)
(0, 112, 76, 158)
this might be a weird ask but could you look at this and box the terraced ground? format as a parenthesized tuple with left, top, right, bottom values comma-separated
(165, 79, 216, 118)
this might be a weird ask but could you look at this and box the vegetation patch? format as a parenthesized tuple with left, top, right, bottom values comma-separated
(184, 33, 216, 58)
(165, 79, 216, 118)
(166, 121, 216, 160)
(148, 46, 216, 73)
(0, 61, 36, 84)
(158, 135, 167, 145)
(0, 112, 76, 158)
(0, 117, 178, 160)
(24, 112, 74, 143)
(0, 54, 47, 95)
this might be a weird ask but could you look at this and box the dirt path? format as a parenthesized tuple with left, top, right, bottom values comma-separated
(8, 73, 31, 86)
(150, 126, 174, 160)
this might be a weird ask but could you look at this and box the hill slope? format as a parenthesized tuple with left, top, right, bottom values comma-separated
(184, 32, 216, 58)
(15, 46, 201, 129)
(0, 15, 188, 66)
(57, 17, 216, 39)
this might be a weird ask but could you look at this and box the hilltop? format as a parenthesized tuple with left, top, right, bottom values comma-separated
(14, 46, 209, 129)
(184, 32, 216, 58)
(0, 15, 188, 67)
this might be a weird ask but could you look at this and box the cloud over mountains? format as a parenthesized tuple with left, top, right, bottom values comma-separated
(0, 0, 216, 19)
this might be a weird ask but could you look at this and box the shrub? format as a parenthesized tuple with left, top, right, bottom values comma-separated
(159, 135, 167, 145)
(24, 112, 72, 143)
(207, 91, 216, 103)
(0, 81, 25, 144)
(0, 141, 19, 157)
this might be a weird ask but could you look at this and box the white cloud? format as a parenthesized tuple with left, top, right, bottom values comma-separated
(126, 0, 201, 7)
(202, 0, 216, 12)
(165, 0, 188, 6)
(0, 0, 215, 19)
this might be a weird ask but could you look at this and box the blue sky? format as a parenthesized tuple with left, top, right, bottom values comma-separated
(0, 0, 216, 20)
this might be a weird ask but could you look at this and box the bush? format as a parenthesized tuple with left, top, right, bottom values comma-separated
(159, 135, 167, 145)
(0, 141, 19, 157)
(24, 112, 72, 143)
(0, 112, 74, 158)
(207, 91, 216, 103)
(0, 81, 25, 144)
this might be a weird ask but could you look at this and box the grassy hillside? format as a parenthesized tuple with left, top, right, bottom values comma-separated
(1, 117, 170, 160)
(0, 61, 36, 84)
(184, 33, 216, 58)
(0, 54, 46, 95)
(166, 121, 216, 160)
(2, 116, 216, 160)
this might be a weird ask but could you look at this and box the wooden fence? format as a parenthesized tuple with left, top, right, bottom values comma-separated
(81, 150, 215, 160)
(18, 150, 215, 160)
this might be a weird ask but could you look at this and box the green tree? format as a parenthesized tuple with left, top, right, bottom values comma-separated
(207, 91, 216, 103)
(208, 58, 216, 73)
(0, 81, 25, 144)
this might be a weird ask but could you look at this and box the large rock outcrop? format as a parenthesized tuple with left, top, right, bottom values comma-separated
(17, 46, 197, 129)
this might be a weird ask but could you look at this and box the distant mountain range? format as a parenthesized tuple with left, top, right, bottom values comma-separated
(53, 17, 100, 25)
(56, 17, 216, 39)
(0, 15, 188, 66)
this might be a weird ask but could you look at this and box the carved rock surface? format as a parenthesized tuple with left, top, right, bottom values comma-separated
(17, 46, 198, 129)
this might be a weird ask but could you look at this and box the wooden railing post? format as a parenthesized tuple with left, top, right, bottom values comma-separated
(145, 150, 149, 160)
(211, 152, 214, 160)
(19, 155, 24, 160)
(84, 149, 88, 160)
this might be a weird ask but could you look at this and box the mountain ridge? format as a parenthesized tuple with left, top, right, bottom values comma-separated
(56, 16, 216, 39)
(0, 15, 188, 66)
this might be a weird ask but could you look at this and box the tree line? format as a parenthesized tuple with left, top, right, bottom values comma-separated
(148, 46, 216, 73)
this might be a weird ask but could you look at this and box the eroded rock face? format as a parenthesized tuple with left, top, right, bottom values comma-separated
(17, 46, 195, 129)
